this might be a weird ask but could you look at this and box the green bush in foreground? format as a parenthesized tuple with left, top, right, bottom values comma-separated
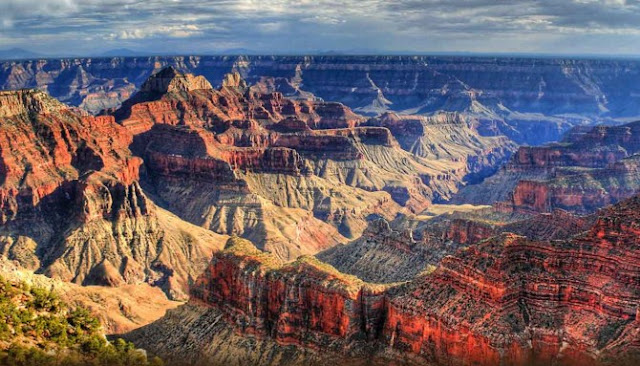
(0, 275, 163, 366)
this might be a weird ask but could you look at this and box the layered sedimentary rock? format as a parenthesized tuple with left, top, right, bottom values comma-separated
(383, 196, 640, 365)
(113, 67, 512, 260)
(130, 195, 640, 366)
(453, 121, 640, 212)
(3, 56, 638, 145)
(0, 88, 228, 301)
(318, 204, 594, 285)
(316, 219, 441, 283)
(367, 112, 515, 185)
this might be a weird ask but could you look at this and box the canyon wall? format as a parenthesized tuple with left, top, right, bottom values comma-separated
(0, 88, 228, 302)
(3, 56, 639, 144)
(452, 121, 640, 212)
(132, 195, 640, 366)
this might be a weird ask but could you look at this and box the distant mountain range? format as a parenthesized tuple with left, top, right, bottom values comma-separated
(0, 47, 42, 60)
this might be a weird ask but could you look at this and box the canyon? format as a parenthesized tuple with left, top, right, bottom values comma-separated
(3, 56, 640, 146)
(128, 194, 640, 366)
(1, 58, 640, 366)
(110, 66, 512, 260)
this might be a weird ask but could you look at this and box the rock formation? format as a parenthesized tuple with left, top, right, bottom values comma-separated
(318, 204, 594, 285)
(112, 67, 513, 260)
(317, 218, 450, 283)
(0, 88, 228, 301)
(453, 121, 640, 213)
(128, 195, 640, 366)
(367, 112, 516, 185)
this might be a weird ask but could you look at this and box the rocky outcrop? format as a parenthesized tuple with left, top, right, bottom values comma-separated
(131, 195, 640, 366)
(453, 121, 640, 212)
(191, 237, 388, 349)
(139, 66, 213, 94)
(0, 88, 228, 301)
(160, 237, 397, 364)
(506, 154, 640, 213)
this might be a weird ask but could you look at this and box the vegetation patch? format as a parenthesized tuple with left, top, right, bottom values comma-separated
(0, 275, 163, 366)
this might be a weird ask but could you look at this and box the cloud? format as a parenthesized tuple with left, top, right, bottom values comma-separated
(301, 16, 345, 25)
(1, 0, 640, 55)
(109, 24, 203, 40)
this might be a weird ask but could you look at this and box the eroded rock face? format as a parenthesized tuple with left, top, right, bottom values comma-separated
(113, 67, 513, 260)
(317, 218, 442, 283)
(0, 88, 227, 300)
(367, 112, 516, 184)
(453, 121, 640, 213)
(139, 66, 213, 94)
(149, 195, 640, 366)
(384, 197, 640, 365)
(318, 205, 594, 285)
(191, 237, 388, 348)
(2, 56, 638, 146)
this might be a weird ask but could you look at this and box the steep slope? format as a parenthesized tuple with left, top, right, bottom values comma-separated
(367, 112, 515, 184)
(129, 196, 640, 366)
(316, 218, 442, 283)
(0, 89, 228, 301)
(318, 205, 593, 284)
(453, 121, 640, 212)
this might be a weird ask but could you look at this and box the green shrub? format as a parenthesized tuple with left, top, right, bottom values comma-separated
(0, 276, 162, 366)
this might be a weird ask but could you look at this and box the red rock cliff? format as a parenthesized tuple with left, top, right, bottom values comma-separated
(191, 196, 640, 365)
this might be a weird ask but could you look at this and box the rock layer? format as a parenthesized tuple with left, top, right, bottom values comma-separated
(453, 121, 640, 213)
(134, 195, 640, 366)
(2, 56, 637, 146)
(0, 88, 228, 301)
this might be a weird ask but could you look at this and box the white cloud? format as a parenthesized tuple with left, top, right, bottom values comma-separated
(301, 15, 345, 25)
(110, 24, 203, 40)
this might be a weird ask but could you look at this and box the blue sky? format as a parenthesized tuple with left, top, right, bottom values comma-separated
(1, 0, 640, 56)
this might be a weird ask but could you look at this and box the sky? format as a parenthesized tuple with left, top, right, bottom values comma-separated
(1, 0, 640, 56)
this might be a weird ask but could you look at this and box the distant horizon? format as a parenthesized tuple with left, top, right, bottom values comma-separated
(2, 47, 640, 62)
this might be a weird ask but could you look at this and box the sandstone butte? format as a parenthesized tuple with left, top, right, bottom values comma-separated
(155, 193, 640, 366)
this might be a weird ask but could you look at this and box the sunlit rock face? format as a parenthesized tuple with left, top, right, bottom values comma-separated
(0, 88, 227, 302)
(3, 56, 640, 145)
(128, 195, 640, 366)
